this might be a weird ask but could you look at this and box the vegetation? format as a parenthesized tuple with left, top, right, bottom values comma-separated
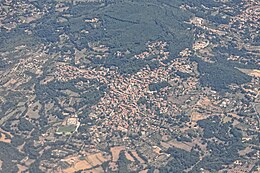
(160, 147, 200, 173)
(191, 116, 246, 172)
(0, 142, 25, 172)
(117, 151, 131, 173)
(192, 57, 252, 91)
(149, 81, 169, 91)
(57, 125, 77, 133)
(18, 118, 34, 131)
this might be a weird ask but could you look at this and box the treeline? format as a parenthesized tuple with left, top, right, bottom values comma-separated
(192, 57, 251, 92)
(92, 56, 160, 75)
(149, 81, 169, 91)
(0, 142, 25, 172)
(160, 147, 200, 173)
(191, 116, 245, 172)
(160, 115, 247, 172)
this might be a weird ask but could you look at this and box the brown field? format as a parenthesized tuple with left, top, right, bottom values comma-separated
(111, 146, 125, 162)
(0, 133, 11, 143)
(239, 146, 253, 156)
(196, 97, 212, 107)
(250, 70, 260, 77)
(237, 68, 260, 77)
(191, 111, 207, 121)
(130, 151, 145, 164)
(125, 151, 135, 162)
(63, 153, 108, 173)
(17, 164, 28, 173)
(152, 146, 162, 155)
(85, 153, 107, 166)
(0, 129, 12, 143)
(167, 140, 193, 152)
(64, 160, 92, 173)
(228, 113, 240, 119)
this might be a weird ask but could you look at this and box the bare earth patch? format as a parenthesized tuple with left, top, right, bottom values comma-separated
(111, 146, 125, 162)
(125, 151, 135, 162)
(64, 160, 92, 173)
(191, 111, 206, 121)
(63, 153, 108, 173)
(17, 164, 28, 173)
(0, 129, 12, 143)
(0, 133, 11, 143)
(237, 68, 260, 77)
(167, 140, 193, 152)
(130, 151, 145, 164)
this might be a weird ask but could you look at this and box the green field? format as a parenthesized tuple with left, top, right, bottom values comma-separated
(56, 125, 77, 134)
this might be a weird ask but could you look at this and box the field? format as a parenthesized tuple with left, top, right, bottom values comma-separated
(111, 146, 125, 162)
(161, 140, 193, 152)
(0, 129, 12, 143)
(130, 150, 145, 164)
(63, 153, 108, 173)
(0, 133, 11, 143)
(64, 159, 92, 173)
(125, 152, 135, 162)
(26, 100, 41, 119)
(237, 68, 260, 77)
(56, 125, 77, 134)
(190, 111, 207, 121)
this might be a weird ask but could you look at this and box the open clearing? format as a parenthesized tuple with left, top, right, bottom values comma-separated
(130, 150, 145, 164)
(0, 128, 12, 143)
(63, 153, 108, 173)
(125, 151, 135, 162)
(167, 140, 193, 152)
(191, 111, 207, 121)
(237, 68, 260, 77)
(111, 146, 125, 162)
(0, 133, 11, 143)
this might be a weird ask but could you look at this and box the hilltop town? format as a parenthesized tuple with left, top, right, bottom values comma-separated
(0, 0, 259, 173)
